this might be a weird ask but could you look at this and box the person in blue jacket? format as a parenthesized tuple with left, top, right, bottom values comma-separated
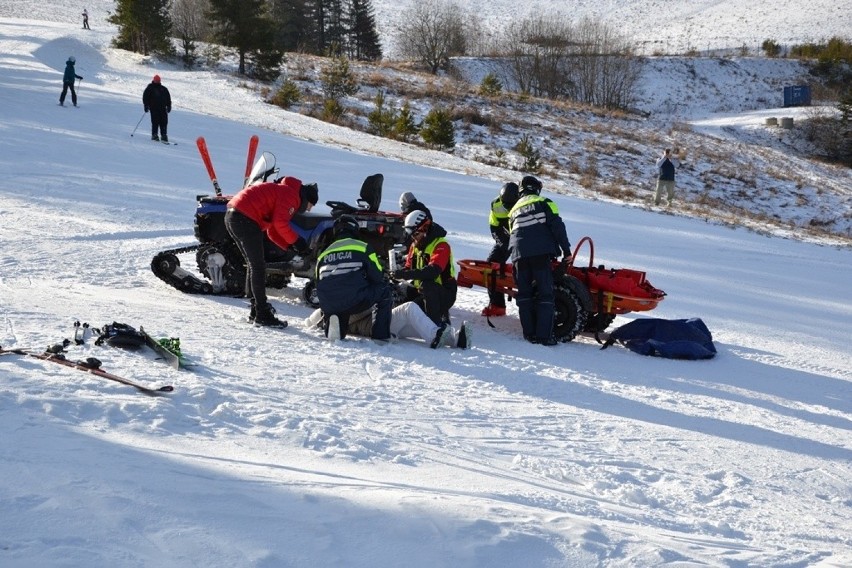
(315, 215, 393, 342)
(59, 56, 82, 107)
(508, 175, 571, 346)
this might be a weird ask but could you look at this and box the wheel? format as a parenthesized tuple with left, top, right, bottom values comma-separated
(196, 243, 244, 295)
(553, 284, 588, 342)
(302, 280, 320, 308)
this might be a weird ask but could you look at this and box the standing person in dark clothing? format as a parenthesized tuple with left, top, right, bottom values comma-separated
(142, 75, 171, 142)
(654, 147, 680, 206)
(315, 215, 393, 342)
(225, 177, 319, 327)
(480, 182, 519, 317)
(82, 8, 90, 29)
(508, 175, 572, 346)
(59, 56, 82, 107)
(393, 210, 457, 327)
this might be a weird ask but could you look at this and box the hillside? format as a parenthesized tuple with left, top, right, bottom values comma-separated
(1, 13, 851, 568)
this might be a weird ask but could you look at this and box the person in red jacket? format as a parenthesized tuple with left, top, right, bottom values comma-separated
(225, 177, 319, 327)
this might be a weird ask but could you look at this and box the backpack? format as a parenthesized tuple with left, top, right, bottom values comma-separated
(601, 317, 716, 360)
(95, 322, 146, 348)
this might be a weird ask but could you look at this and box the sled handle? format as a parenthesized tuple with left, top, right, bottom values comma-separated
(571, 236, 594, 269)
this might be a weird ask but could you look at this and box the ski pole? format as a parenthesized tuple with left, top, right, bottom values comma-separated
(130, 112, 146, 137)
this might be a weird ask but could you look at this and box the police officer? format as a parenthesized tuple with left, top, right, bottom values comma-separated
(508, 176, 571, 345)
(481, 182, 519, 317)
(315, 215, 392, 342)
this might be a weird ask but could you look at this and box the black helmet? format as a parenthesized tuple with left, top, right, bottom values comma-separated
(334, 214, 360, 236)
(520, 175, 542, 196)
(500, 182, 519, 209)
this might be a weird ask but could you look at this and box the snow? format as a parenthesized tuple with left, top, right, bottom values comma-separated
(2, 14, 852, 568)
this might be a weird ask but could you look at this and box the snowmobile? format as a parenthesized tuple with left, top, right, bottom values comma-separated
(456, 236, 666, 343)
(151, 147, 407, 306)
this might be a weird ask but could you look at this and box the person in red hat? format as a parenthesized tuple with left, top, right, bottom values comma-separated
(142, 74, 171, 142)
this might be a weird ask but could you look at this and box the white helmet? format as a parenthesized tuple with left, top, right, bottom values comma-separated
(403, 210, 430, 235)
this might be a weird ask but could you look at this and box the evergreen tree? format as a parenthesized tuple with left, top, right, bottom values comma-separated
(324, 0, 350, 55)
(269, 0, 310, 52)
(207, 0, 282, 76)
(304, 0, 327, 54)
(350, 0, 382, 61)
(109, 0, 173, 56)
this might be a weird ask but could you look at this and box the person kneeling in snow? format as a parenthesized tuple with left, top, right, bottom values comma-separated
(315, 215, 393, 342)
(306, 301, 471, 349)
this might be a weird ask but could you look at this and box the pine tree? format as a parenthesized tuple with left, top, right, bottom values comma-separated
(269, 0, 310, 52)
(350, 0, 382, 61)
(207, 0, 282, 77)
(110, 0, 174, 56)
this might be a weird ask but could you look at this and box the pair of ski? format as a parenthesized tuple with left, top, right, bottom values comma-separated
(196, 134, 259, 196)
(0, 345, 174, 396)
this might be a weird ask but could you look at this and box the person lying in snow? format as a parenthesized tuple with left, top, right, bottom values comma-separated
(305, 302, 471, 349)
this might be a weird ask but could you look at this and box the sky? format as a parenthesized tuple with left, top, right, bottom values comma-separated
(1, 13, 851, 568)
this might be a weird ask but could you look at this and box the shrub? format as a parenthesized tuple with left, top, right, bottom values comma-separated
(420, 106, 455, 149)
(479, 73, 503, 97)
(270, 79, 302, 109)
(514, 134, 541, 172)
(393, 101, 418, 141)
(368, 90, 397, 136)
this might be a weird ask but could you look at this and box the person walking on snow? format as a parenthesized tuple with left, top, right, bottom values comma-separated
(142, 75, 171, 142)
(82, 8, 90, 29)
(654, 147, 680, 206)
(59, 56, 82, 107)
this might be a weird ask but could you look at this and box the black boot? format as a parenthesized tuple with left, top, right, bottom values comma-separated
(248, 299, 257, 323)
(254, 303, 287, 328)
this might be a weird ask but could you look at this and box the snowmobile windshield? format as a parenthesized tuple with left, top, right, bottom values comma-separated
(246, 151, 277, 187)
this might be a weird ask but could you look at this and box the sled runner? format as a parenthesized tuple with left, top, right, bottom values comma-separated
(456, 236, 666, 342)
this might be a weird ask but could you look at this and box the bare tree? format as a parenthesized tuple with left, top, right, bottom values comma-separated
(171, 0, 211, 65)
(565, 17, 641, 109)
(501, 13, 574, 98)
(395, 0, 468, 73)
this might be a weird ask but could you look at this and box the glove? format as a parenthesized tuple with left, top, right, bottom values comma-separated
(292, 237, 309, 254)
(144, 107, 149, 113)
(167, 108, 170, 113)
(393, 269, 415, 280)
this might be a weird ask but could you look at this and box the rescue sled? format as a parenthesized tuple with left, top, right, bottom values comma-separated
(456, 236, 666, 342)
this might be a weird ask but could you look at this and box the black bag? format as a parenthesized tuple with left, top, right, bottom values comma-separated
(95, 322, 146, 348)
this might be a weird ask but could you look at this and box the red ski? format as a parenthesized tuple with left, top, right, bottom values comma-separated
(196, 136, 223, 195)
(1, 347, 174, 396)
(243, 134, 259, 187)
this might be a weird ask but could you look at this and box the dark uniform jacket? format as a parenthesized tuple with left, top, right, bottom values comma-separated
(315, 237, 385, 314)
(508, 195, 571, 261)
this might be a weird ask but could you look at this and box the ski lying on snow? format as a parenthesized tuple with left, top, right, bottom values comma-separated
(139, 326, 180, 369)
(0, 346, 174, 396)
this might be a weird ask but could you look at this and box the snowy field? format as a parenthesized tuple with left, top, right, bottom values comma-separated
(1, 15, 851, 568)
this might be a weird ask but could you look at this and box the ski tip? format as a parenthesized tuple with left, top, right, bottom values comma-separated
(158, 385, 175, 392)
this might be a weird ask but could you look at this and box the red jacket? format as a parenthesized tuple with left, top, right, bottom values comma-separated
(229, 177, 303, 250)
